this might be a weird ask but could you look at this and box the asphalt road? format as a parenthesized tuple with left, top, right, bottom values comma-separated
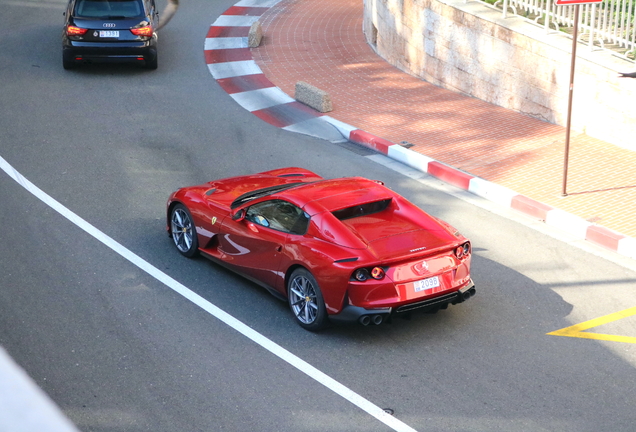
(1, 0, 636, 431)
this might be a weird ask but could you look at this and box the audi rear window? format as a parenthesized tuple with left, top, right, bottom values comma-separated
(74, 0, 143, 18)
(332, 199, 391, 220)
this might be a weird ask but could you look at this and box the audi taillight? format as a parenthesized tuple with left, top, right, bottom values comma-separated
(66, 26, 88, 36)
(131, 26, 153, 37)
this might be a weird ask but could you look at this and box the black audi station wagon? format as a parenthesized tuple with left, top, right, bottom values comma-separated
(62, 0, 159, 69)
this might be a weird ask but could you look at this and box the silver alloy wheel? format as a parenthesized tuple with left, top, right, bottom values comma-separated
(171, 207, 194, 253)
(289, 274, 319, 324)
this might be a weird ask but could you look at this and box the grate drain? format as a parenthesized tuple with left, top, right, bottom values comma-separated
(335, 140, 379, 156)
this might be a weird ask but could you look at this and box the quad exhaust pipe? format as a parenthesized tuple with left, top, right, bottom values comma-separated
(463, 287, 476, 301)
(359, 314, 385, 326)
(358, 285, 476, 325)
(453, 286, 476, 304)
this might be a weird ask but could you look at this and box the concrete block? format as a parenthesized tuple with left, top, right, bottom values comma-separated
(294, 81, 333, 113)
(248, 21, 262, 48)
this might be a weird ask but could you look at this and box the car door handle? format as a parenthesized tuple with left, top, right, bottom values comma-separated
(275, 245, 282, 252)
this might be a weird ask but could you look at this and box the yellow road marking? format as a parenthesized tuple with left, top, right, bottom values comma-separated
(547, 306, 636, 344)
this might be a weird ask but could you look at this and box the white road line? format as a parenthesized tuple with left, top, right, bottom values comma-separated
(0, 154, 418, 432)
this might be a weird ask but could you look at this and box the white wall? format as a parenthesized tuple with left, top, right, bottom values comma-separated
(363, 0, 636, 151)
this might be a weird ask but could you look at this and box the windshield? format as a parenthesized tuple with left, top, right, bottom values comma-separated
(74, 0, 144, 18)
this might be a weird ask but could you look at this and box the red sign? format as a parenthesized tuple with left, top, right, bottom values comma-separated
(555, 0, 602, 4)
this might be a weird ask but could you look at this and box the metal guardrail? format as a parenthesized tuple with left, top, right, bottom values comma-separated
(479, 0, 636, 63)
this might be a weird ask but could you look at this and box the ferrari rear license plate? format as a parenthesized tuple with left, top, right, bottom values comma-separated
(99, 30, 119, 38)
(414, 276, 440, 292)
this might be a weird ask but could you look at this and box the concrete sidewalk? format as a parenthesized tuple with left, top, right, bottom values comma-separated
(205, 0, 636, 260)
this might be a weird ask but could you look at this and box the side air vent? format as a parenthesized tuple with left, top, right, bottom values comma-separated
(334, 257, 359, 263)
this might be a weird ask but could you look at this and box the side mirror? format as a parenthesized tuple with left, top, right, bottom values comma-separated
(232, 209, 246, 222)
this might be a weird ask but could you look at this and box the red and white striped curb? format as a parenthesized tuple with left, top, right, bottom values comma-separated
(206, 0, 636, 261)
(205, 0, 336, 138)
(335, 124, 636, 260)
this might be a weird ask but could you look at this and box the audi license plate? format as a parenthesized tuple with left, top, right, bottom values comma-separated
(99, 30, 119, 38)
(414, 276, 440, 292)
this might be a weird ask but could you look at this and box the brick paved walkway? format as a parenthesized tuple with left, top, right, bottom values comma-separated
(251, 0, 636, 240)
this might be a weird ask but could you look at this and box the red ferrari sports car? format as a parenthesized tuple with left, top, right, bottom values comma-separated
(166, 167, 475, 331)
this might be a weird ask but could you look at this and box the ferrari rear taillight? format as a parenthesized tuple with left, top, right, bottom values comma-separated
(353, 266, 386, 281)
(66, 25, 88, 36)
(370, 267, 385, 279)
(131, 25, 153, 37)
(454, 242, 471, 259)
(353, 269, 367, 281)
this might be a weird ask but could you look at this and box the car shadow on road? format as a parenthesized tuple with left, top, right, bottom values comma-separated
(265, 253, 636, 432)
